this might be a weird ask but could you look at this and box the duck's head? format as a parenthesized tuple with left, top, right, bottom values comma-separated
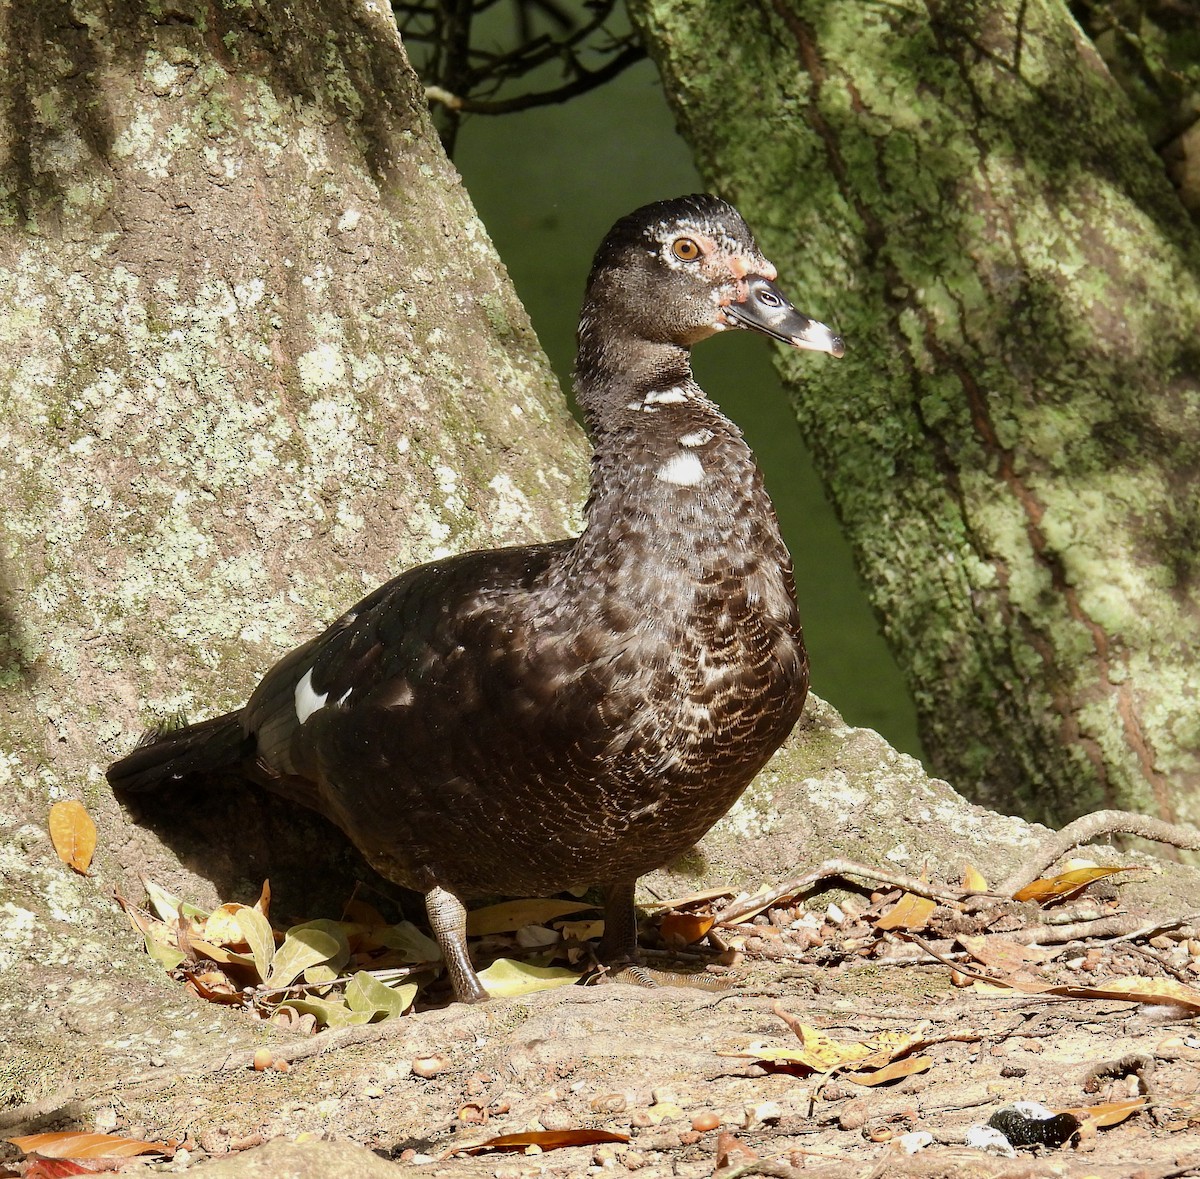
(581, 193, 844, 358)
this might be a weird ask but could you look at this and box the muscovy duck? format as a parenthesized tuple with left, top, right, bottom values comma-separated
(108, 194, 844, 1002)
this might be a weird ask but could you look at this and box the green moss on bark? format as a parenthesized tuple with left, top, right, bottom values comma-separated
(631, 0, 1200, 831)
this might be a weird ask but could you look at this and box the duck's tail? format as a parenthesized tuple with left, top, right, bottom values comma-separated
(107, 711, 251, 793)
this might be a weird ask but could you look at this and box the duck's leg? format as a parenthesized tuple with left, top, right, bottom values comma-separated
(598, 879, 641, 969)
(425, 885, 490, 1004)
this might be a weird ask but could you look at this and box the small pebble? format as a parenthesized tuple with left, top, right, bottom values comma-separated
(591, 1093, 627, 1114)
(252, 1049, 273, 1072)
(622, 1150, 646, 1170)
(691, 1110, 720, 1133)
(744, 1101, 783, 1127)
(838, 1100, 869, 1131)
(679, 1130, 701, 1146)
(411, 1054, 449, 1078)
(538, 1107, 573, 1131)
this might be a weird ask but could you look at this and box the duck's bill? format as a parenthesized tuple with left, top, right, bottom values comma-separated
(722, 275, 845, 358)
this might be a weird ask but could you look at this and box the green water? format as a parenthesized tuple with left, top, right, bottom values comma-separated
(454, 60, 924, 760)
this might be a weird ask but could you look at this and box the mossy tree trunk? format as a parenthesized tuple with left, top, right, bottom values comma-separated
(0, 0, 586, 850)
(629, 0, 1200, 830)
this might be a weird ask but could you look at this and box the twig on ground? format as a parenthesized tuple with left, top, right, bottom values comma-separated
(717, 859, 978, 925)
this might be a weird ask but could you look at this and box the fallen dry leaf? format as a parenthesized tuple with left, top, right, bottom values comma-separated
(1049, 976, 1200, 1012)
(728, 1024, 925, 1074)
(659, 910, 715, 948)
(253, 878, 271, 919)
(643, 886, 735, 910)
(1012, 866, 1133, 904)
(961, 864, 988, 892)
(876, 892, 936, 932)
(184, 966, 243, 1004)
(959, 934, 1057, 973)
(48, 801, 96, 875)
(452, 1128, 629, 1156)
(7, 1131, 170, 1159)
(845, 1053, 934, 1086)
(465, 898, 595, 935)
(1057, 1097, 1148, 1129)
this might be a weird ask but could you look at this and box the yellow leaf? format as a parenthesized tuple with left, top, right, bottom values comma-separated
(189, 938, 257, 969)
(733, 1026, 873, 1072)
(466, 898, 595, 935)
(48, 800, 97, 875)
(265, 926, 343, 988)
(961, 864, 988, 892)
(1052, 976, 1200, 1012)
(234, 906, 276, 982)
(344, 971, 417, 1019)
(846, 1054, 933, 1086)
(1057, 1097, 1147, 1128)
(203, 902, 255, 948)
(141, 876, 209, 923)
(475, 957, 579, 998)
(729, 1023, 927, 1075)
(876, 893, 936, 932)
(1012, 866, 1133, 904)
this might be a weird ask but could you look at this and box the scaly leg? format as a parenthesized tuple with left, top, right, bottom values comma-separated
(425, 885, 489, 1004)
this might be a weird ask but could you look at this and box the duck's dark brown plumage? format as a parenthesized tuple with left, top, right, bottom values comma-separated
(108, 194, 844, 1003)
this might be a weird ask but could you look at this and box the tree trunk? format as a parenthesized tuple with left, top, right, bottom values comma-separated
(628, 0, 1200, 831)
(0, 1, 586, 859)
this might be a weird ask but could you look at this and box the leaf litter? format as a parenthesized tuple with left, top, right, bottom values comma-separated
(75, 827, 1200, 1178)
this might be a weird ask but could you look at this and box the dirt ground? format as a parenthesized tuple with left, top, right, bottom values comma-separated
(6, 893, 1200, 1179)
(6, 701, 1199, 1178)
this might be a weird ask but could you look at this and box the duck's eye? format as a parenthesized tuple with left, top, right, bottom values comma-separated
(671, 238, 701, 262)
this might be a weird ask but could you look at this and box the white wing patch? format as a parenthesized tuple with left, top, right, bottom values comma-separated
(294, 667, 330, 725)
(656, 451, 706, 486)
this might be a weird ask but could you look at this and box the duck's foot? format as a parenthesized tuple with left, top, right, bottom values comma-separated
(597, 879, 731, 992)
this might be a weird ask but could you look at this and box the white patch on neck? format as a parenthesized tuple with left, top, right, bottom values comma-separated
(295, 667, 329, 725)
(628, 386, 689, 412)
(646, 386, 688, 405)
(679, 428, 714, 448)
(656, 450, 706, 486)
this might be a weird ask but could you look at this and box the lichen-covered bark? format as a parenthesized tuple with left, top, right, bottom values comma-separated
(0, 0, 590, 1010)
(629, 0, 1200, 829)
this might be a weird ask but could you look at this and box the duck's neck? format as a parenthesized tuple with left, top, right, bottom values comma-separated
(573, 308, 695, 441)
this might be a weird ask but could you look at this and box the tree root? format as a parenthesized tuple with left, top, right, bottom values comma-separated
(999, 809, 1200, 895)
